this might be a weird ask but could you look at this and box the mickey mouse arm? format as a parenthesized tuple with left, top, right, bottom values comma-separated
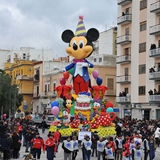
(85, 59, 94, 68)
(65, 63, 75, 71)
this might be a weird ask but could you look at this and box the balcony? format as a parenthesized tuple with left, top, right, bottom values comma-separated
(116, 75, 131, 83)
(149, 71, 160, 80)
(116, 96, 131, 104)
(117, 35, 131, 45)
(117, 14, 132, 25)
(150, 24, 160, 35)
(118, 0, 132, 6)
(149, 95, 160, 103)
(19, 89, 33, 94)
(16, 75, 33, 81)
(150, 1, 160, 15)
(40, 92, 48, 98)
(47, 92, 57, 98)
(116, 55, 131, 64)
(149, 48, 160, 57)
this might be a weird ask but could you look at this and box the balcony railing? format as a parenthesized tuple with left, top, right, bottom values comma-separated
(150, 24, 160, 35)
(149, 48, 160, 57)
(40, 92, 48, 98)
(117, 34, 131, 44)
(47, 92, 57, 97)
(149, 71, 160, 80)
(116, 75, 131, 83)
(116, 55, 131, 64)
(118, 0, 132, 6)
(117, 14, 132, 25)
(16, 75, 33, 80)
(149, 95, 160, 103)
(116, 96, 131, 103)
(150, 1, 160, 15)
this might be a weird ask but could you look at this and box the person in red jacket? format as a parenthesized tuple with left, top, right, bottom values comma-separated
(45, 133, 56, 160)
(31, 132, 45, 160)
(54, 129, 61, 152)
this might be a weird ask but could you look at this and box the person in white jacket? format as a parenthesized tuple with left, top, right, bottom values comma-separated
(154, 127, 160, 147)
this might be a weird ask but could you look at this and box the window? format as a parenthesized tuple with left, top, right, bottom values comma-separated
(140, 0, 147, 10)
(140, 21, 146, 31)
(139, 42, 146, 52)
(125, 28, 129, 35)
(124, 48, 130, 55)
(139, 64, 146, 74)
(53, 82, 56, 93)
(94, 58, 97, 62)
(139, 86, 145, 95)
(107, 78, 114, 90)
(45, 84, 47, 92)
(124, 88, 128, 94)
(125, 68, 129, 76)
(99, 58, 102, 62)
(36, 86, 39, 97)
(48, 83, 50, 92)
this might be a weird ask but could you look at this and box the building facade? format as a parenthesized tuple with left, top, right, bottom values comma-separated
(117, 0, 160, 119)
(32, 61, 70, 114)
(4, 60, 34, 112)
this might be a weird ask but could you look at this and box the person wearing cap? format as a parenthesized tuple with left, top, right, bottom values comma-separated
(115, 134, 123, 160)
(31, 132, 45, 160)
(72, 136, 79, 160)
(83, 136, 92, 160)
(45, 133, 56, 160)
(62, 136, 73, 160)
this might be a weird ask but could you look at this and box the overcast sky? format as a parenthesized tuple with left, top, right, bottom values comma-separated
(0, 0, 117, 58)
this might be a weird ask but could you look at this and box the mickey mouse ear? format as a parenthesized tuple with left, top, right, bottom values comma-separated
(86, 28, 99, 41)
(62, 30, 74, 43)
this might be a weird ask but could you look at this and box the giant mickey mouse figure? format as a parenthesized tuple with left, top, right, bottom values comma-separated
(61, 16, 99, 95)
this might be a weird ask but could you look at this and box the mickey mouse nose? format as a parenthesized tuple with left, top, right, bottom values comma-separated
(73, 43, 78, 50)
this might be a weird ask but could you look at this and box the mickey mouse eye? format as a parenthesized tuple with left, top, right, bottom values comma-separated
(79, 40, 84, 49)
(72, 40, 77, 50)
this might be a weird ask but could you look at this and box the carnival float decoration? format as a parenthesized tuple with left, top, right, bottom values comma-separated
(49, 16, 116, 137)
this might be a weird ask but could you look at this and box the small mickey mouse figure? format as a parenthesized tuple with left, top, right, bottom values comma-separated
(62, 16, 99, 95)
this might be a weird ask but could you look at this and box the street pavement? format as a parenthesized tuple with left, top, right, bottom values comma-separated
(7, 129, 160, 160)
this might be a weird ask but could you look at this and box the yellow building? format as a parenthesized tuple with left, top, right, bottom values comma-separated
(4, 60, 34, 112)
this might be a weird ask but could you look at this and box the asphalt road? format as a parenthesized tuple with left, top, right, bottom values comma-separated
(6, 129, 160, 160)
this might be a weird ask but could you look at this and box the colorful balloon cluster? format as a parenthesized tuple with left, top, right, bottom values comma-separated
(59, 71, 70, 85)
(92, 70, 103, 86)
(51, 100, 60, 116)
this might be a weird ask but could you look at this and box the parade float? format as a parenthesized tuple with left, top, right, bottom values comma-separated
(49, 16, 116, 138)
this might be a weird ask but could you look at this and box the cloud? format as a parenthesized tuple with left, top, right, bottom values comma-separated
(0, 0, 117, 57)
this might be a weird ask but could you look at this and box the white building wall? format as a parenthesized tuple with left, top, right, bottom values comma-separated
(0, 50, 10, 69)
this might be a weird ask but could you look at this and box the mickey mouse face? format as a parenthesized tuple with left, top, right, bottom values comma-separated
(67, 36, 92, 59)
(66, 99, 72, 109)
(62, 28, 99, 60)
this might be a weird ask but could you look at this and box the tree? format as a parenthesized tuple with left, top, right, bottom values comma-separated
(0, 71, 23, 115)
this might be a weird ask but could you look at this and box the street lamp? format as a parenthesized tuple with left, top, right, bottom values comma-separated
(9, 68, 13, 121)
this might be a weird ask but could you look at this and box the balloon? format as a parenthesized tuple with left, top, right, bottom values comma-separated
(106, 101, 114, 108)
(51, 107, 59, 116)
(92, 70, 99, 79)
(106, 107, 114, 113)
(3, 114, 6, 117)
(60, 77, 66, 85)
(51, 101, 59, 107)
(63, 71, 69, 79)
(88, 68, 94, 74)
(68, 68, 74, 75)
(96, 77, 103, 86)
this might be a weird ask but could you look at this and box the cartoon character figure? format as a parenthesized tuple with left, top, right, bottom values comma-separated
(90, 102, 100, 122)
(63, 96, 73, 123)
(61, 16, 99, 94)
